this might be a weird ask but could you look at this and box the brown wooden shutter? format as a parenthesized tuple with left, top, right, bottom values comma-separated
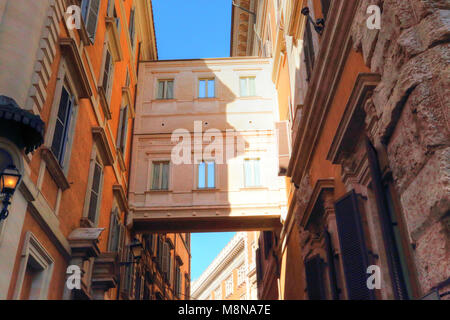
(263, 231, 273, 259)
(118, 224, 125, 260)
(86, 0, 100, 41)
(334, 190, 375, 300)
(324, 229, 340, 300)
(129, 8, 136, 48)
(162, 242, 169, 275)
(255, 248, 262, 281)
(303, 20, 315, 82)
(120, 106, 129, 153)
(366, 138, 409, 299)
(321, 0, 331, 19)
(305, 255, 326, 300)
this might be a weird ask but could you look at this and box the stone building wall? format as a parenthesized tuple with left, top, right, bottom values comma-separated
(351, 0, 449, 294)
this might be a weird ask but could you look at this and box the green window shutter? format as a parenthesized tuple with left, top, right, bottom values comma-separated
(51, 87, 74, 166)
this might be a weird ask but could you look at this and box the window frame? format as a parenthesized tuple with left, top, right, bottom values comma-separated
(198, 78, 216, 98)
(81, 0, 101, 43)
(243, 158, 262, 188)
(239, 76, 257, 97)
(150, 160, 170, 191)
(197, 160, 216, 189)
(156, 79, 175, 100)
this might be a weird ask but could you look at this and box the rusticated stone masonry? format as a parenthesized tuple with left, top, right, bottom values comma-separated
(352, 0, 449, 294)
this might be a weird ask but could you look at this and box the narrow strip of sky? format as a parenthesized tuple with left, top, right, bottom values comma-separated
(152, 0, 232, 60)
(152, 0, 236, 282)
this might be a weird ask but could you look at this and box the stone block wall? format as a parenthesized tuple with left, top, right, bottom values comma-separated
(351, 0, 449, 295)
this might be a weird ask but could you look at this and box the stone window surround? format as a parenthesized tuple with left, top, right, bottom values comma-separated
(40, 58, 80, 192)
(12, 232, 54, 300)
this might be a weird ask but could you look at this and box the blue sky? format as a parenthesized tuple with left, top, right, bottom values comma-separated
(152, 0, 232, 60)
(152, 0, 236, 281)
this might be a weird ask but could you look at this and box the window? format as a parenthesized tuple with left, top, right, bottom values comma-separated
(244, 159, 261, 187)
(237, 264, 246, 286)
(157, 80, 174, 99)
(87, 158, 104, 224)
(12, 232, 54, 299)
(198, 161, 215, 189)
(303, 20, 315, 82)
(81, 0, 100, 42)
(240, 77, 256, 97)
(117, 106, 129, 154)
(129, 8, 136, 49)
(108, 207, 124, 253)
(199, 79, 215, 98)
(101, 49, 114, 102)
(321, 0, 331, 19)
(175, 266, 182, 298)
(51, 85, 75, 167)
(225, 276, 233, 296)
(214, 286, 222, 300)
(151, 161, 169, 190)
(184, 274, 190, 300)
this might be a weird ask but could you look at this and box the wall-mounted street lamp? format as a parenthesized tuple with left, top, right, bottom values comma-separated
(301, 7, 325, 35)
(0, 165, 22, 221)
(120, 238, 144, 266)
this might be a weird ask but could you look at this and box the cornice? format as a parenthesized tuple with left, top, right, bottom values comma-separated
(327, 73, 381, 164)
(287, 0, 359, 184)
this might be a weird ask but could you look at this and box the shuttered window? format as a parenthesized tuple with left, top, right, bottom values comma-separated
(366, 138, 411, 299)
(129, 8, 136, 49)
(108, 208, 123, 252)
(255, 248, 262, 281)
(81, 0, 100, 42)
(87, 160, 103, 224)
(324, 229, 340, 300)
(51, 86, 74, 167)
(334, 190, 374, 300)
(117, 106, 129, 154)
(134, 274, 142, 300)
(175, 267, 182, 298)
(263, 231, 273, 259)
(305, 255, 326, 300)
(102, 49, 114, 102)
(303, 20, 315, 82)
(320, 0, 331, 19)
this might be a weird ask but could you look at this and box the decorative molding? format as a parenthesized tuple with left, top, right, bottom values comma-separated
(327, 73, 381, 164)
(92, 127, 115, 166)
(287, 0, 359, 184)
(59, 37, 92, 98)
(40, 147, 71, 191)
(105, 17, 123, 62)
(98, 86, 112, 120)
(113, 184, 128, 212)
(298, 179, 335, 228)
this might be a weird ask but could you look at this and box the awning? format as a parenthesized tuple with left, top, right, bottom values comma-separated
(0, 95, 45, 153)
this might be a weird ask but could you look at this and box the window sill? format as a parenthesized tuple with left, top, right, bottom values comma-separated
(153, 98, 175, 102)
(240, 186, 267, 191)
(41, 147, 70, 191)
(146, 189, 172, 193)
(192, 188, 218, 192)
